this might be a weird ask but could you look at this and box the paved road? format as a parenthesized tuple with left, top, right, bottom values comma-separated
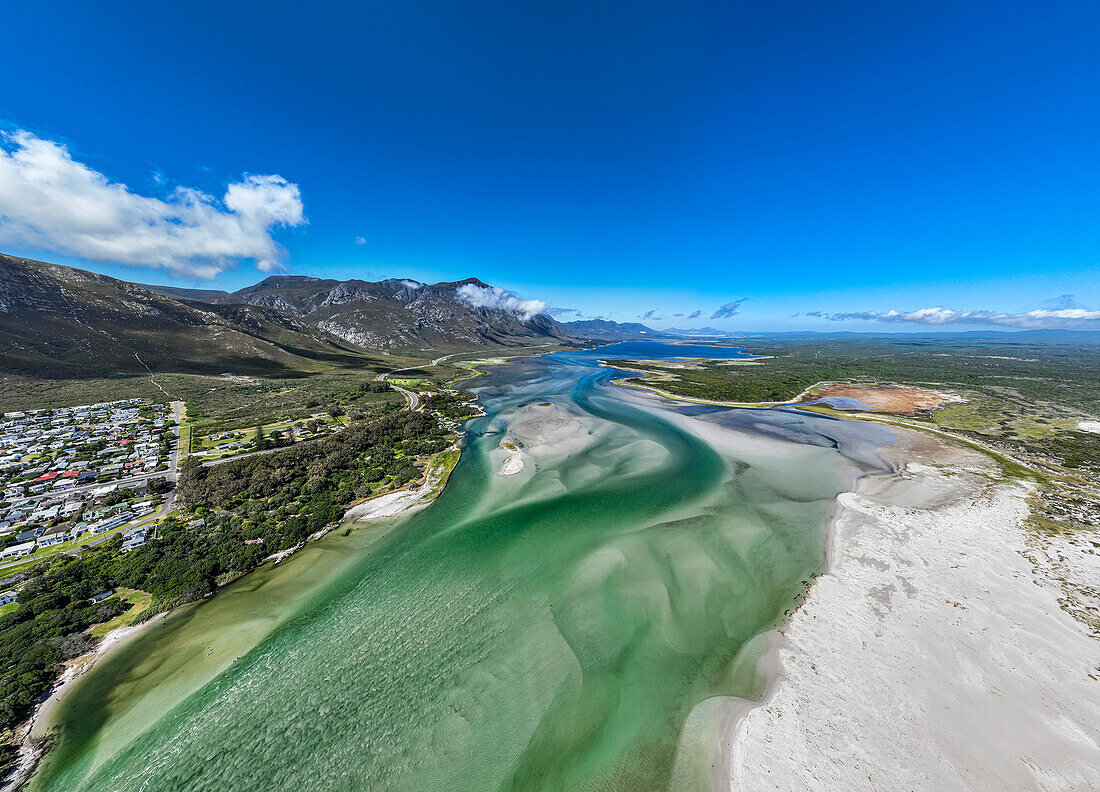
(7, 469, 169, 508)
(376, 354, 457, 411)
(161, 399, 183, 508)
(201, 445, 283, 468)
(375, 368, 419, 410)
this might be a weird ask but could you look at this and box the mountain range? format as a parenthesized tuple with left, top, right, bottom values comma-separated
(662, 326, 742, 337)
(0, 254, 674, 379)
(0, 254, 384, 378)
(142, 275, 572, 353)
(560, 319, 669, 341)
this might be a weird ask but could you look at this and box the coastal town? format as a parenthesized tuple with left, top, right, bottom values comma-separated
(0, 382, 477, 601)
(0, 399, 180, 587)
(0, 370, 485, 783)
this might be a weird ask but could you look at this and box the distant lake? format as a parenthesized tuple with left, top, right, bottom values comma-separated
(558, 340, 754, 362)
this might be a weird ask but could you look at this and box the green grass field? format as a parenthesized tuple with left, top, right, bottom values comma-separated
(88, 589, 154, 638)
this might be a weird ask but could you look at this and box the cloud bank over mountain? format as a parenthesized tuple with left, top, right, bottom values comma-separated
(455, 283, 547, 319)
(0, 129, 305, 278)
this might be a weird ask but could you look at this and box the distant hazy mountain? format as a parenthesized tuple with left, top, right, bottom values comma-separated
(562, 319, 668, 341)
(139, 283, 231, 302)
(664, 326, 740, 337)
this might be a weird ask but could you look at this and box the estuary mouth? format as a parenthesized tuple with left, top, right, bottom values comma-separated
(35, 343, 887, 792)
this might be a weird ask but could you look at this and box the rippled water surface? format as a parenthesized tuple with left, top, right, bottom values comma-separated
(33, 343, 891, 792)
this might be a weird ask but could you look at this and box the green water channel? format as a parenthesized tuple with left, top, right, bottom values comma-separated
(32, 345, 880, 791)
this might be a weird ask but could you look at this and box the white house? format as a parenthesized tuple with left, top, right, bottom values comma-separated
(0, 541, 35, 560)
(120, 534, 148, 553)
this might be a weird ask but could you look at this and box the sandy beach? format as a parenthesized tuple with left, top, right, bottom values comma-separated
(1, 617, 158, 792)
(727, 428, 1100, 791)
(612, 382, 1100, 790)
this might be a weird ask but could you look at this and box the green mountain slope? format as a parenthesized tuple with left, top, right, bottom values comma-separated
(0, 254, 388, 378)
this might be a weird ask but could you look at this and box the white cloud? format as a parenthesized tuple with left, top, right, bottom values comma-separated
(0, 129, 306, 278)
(711, 298, 747, 319)
(354, 236, 366, 245)
(829, 306, 1100, 329)
(398, 279, 423, 290)
(455, 283, 547, 320)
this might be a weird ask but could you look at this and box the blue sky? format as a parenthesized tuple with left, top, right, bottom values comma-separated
(2, 1, 1099, 330)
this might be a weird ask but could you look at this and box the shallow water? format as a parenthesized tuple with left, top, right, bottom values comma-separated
(33, 344, 892, 792)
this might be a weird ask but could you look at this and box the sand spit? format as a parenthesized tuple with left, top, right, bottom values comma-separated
(345, 452, 458, 523)
(728, 431, 1100, 792)
(498, 441, 526, 476)
(345, 486, 434, 522)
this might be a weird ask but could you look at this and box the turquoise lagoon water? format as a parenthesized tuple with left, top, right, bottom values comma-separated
(33, 343, 893, 792)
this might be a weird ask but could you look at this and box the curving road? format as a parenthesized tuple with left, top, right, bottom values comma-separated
(376, 354, 456, 410)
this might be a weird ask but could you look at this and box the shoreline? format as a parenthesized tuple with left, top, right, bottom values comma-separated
(609, 379, 895, 792)
(18, 345, 1096, 789)
(6, 445, 464, 792)
(724, 424, 1100, 790)
(712, 468, 867, 792)
(2, 616, 160, 792)
(600, 361, 823, 409)
(611, 376, 1098, 790)
(712, 431, 915, 792)
(606, 365, 1043, 481)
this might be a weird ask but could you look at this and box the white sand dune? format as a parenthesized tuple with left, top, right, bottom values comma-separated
(614, 383, 1100, 790)
(728, 432, 1100, 792)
